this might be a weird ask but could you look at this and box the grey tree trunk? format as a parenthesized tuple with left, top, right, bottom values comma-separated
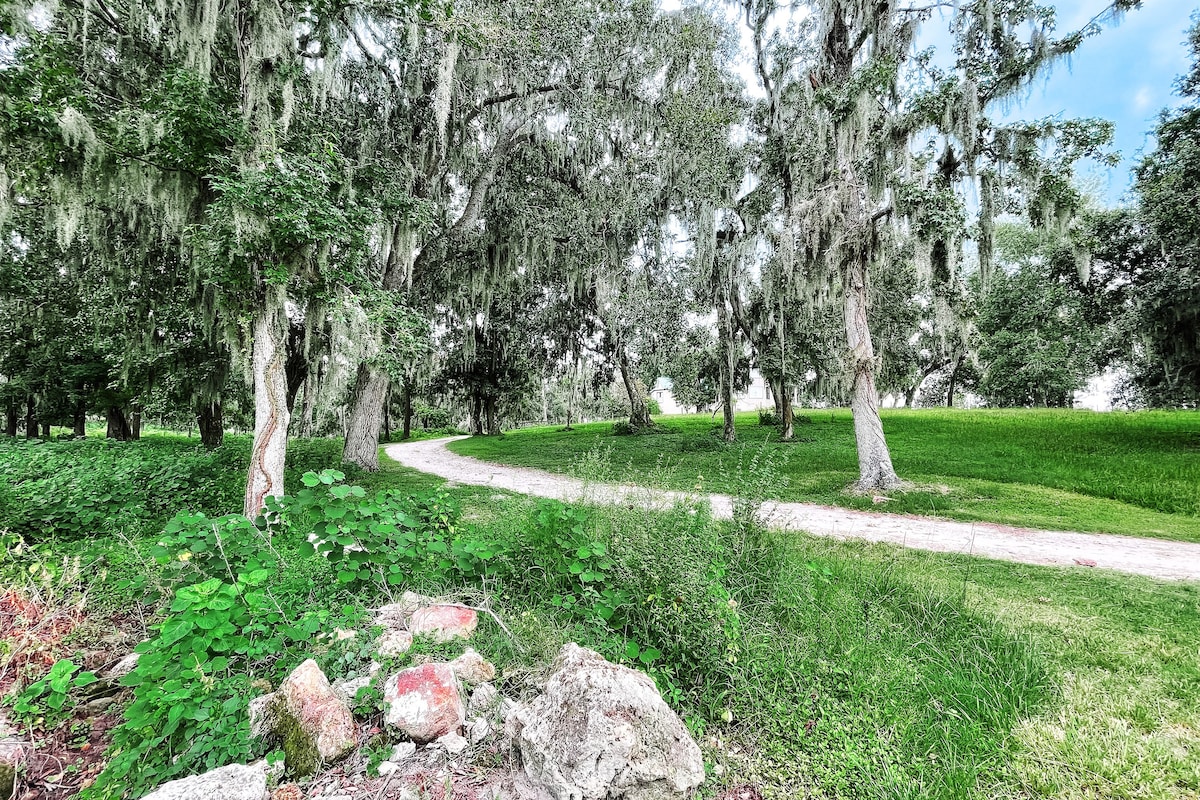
(299, 363, 320, 438)
(243, 286, 291, 517)
(617, 349, 653, 428)
(717, 303, 736, 442)
(844, 258, 902, 490)
(40, 421, 50, 439)
(400, 381, 413, 441)
(343, 364, 389, 471)
(130, 411, 141, 440)
(780, 386, 794, 441)
(7, 401, 21, 436)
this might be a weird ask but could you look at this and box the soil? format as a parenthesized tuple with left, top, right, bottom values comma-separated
(386, 437, 1200, 582)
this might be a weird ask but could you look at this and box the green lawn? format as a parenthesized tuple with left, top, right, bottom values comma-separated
(3, 435, 1197, 800)
(448, 408, 1200, 542)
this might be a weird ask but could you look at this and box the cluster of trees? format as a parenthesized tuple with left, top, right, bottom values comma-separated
(3, 0, 1195, 512)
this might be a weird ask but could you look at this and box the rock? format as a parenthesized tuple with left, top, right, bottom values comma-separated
(467, 682, 500, 718)
(377, 760, 401, 776)
(383, 663, 465, 743)
(249, 693, 280, 740)
(0, 736, 28, 800)
(103, 652, 140, 681)
(272, 660, 358, 775)
(84, 695, 118, 714)
(332, 675, 372, 706)
(437, 731, 469, 755)
(390, 741, 417, 762)
(450, 648, 495, 685)
(139, 762, 269, 800)
(510, 643, 704, 800)
(376, 629, 414, 658)
(469, 717, 492, 744)
(331, 628, 357, 641)
(373, 591, 433, 629)
(409, 605, 477, 642)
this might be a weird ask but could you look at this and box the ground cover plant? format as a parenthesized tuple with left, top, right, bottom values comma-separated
(450, 408, 1200, 542)
(1, 435, 1197, 800)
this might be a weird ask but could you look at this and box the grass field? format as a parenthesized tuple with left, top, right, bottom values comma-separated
(448, 409, 1200, 542)
(4, 433, 1197, 799)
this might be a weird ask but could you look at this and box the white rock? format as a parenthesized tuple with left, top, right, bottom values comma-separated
(449, 648, 496, 685)
(509, 644, 704, 800)
(103, 652, 141, 680)
(467, 682, 499, 718)
(437, 731, 469, 756)
(383, 663, 465, 743)
(376, 629, 414, 658)
(390, 741, 417, 762)
(332, 675, 371, 705)
(469, 717, 492, 744)
(377, 760, 400, 776)
(248, 693, 278, 740)
(139, 762, 269, 800)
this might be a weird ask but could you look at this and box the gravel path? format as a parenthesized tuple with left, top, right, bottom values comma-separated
(384, 437, 1200, 582)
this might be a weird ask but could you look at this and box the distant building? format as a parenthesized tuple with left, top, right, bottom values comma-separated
(650, 371, 775, 415)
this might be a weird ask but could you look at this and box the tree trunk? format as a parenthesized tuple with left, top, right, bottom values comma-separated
(470, 392, 484, 435)
(903, 385, 917, 408)
(946, 353, 964, 408)
(72, 401, 86, 437)
(25, 397, 37, 439)
(780, 387, 794, 440)
(40, 421, 50, 439)
(244, 286, 291, 517)
(130, 411, 141, 440)
(400, 381, 413, 441)
(343, 364, 389, 471)
(197, 400, 224, 449)
(285, 318, 309, 415)
(485, 398, 499, 435)
(717, 304, 736, 443)
(617, 348, 653, 428)
(844, 258, 901, 490)
(5, 401, 18, 437)
(299, 365, 319, 438)
(773, 378, 785, 419)
(382, 385, 392, 443)
(106, 406, 132, 441)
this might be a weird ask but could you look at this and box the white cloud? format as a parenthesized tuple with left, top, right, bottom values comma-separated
(1132, 86, 1153, 113)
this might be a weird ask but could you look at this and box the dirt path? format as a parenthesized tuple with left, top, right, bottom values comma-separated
(384, 437, 1200, 582)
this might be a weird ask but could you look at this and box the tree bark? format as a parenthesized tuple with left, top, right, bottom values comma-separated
(400, 381, 413, 440)
(717, 304, 736, 442)
(197, 400, 224, 449)
(485, 397, 499, 435)
(299, 364, 320, 438)
(5, 401, 18, 437)
(40, 421, 50, 439)
(343, 364, 389, 471)
(25, 397, 36, 440)
(382, 385, 392, 443)
(244, 285, 291, 517)
(106, 406, 132, 441)
(130, 411, 142, 440)
(844, 258, 902, 490)
(72, 401, 86, 437)
(780, 386, 794, 441)
(617, 348, 653, 428)
(946, 353, 965, 408)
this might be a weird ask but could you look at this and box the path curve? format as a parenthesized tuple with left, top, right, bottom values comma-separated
(385, 437, 1200, 582)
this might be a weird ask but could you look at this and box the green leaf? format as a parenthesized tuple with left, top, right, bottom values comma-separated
(301, 472, 321, 487)
(625, 641, 640, 660)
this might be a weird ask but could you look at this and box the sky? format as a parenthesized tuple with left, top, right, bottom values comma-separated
(669, 0, 1199, 206)
(984, 0, 1198, 204)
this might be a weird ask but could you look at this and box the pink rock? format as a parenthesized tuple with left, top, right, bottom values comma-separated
(409, 605, 477, 642)
(384, 663, 465, 742)
(275, 659, 357, 774)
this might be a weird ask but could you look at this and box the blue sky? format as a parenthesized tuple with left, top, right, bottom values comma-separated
(997, 0, 1198, 205)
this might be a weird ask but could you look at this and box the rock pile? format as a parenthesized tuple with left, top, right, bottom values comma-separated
(135, 593, 705, 800)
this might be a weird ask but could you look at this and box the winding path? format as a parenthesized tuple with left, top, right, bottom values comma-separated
(385, 437, 1200, 582)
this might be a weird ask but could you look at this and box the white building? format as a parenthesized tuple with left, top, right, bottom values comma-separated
(649, 370, 775, 415)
